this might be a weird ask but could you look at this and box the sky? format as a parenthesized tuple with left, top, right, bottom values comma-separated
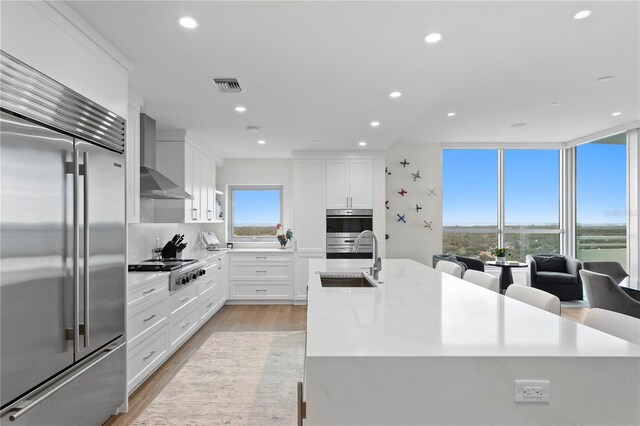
(443, 144, 627, 226)
(233, 189, 281, 226)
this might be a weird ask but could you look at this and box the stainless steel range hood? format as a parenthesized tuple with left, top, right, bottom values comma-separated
(139, 113, 192, 200)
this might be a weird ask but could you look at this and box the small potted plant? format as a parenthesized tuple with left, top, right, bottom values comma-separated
(492, 247, 511, 263)
(276, 224, 293, 249)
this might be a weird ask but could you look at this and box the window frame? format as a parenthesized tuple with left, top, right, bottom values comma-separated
(228, 184, 284, 242)
(442, 148, 563, 261)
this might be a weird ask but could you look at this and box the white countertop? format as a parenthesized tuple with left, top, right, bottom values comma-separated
(306, 259, 640, 358)
(228, 248, 294, 253)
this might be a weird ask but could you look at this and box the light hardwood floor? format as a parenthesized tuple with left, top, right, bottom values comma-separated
(104, 304, 589, 426)
(104, 305, 307, 426)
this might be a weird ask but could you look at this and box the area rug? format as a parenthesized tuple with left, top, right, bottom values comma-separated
(132, 331, 306, 426)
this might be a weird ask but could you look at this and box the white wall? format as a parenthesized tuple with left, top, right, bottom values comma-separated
(384, 143, 442, 265)
(0, 1, 129, 117)
(210, 159, 293, 248)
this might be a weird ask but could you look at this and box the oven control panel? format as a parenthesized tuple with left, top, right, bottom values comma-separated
(174, 268, 206, 291)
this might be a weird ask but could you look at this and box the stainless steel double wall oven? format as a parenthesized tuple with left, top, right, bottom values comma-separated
(326, 209, 374, 259)
(1, 51, 127, 425)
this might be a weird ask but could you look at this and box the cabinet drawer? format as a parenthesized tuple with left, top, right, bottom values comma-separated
(127, 324, 169, 393)
(169, 284, 198, 314)
(199, 285, 221, 322)
(170, 305, 199, 351)
(199, 267, 221, 296)
(128, 276, 168, 307)
(231, 253, 292, 263)
(231, 282, 292, 299)
(230, 263, 292, 280)
(127, 292, 168, 345)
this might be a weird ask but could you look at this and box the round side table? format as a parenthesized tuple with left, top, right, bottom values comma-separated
(485, 261, 528, 293)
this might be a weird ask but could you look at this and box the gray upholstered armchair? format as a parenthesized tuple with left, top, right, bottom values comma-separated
(433, 254, 485, 275)
(583, 261, 629, 285)
(580, 270, 640, 319)
(526, 254, 583, 301)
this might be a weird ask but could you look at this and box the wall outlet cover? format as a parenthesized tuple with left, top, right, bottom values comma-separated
(515, 380, 550, 403)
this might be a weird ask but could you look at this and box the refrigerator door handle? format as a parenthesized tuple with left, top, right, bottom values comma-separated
(83, 151, 90, 348)
(73, 149, 80, 354)
(6, 340, 126, 422)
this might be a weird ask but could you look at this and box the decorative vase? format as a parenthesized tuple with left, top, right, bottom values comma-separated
(496, 256, 506, 263)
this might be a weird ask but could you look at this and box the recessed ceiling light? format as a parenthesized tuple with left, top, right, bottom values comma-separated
(611, 112, 622, 116)
(370, 121, 380, 127)
(424, 32, 443, 44)
(596, 75, 614, 83)
(510, 122, 527, 128)
(234, 106, 246, 113)
(178, 16, 199, 29)
(389, 91, 402, 98)
(573, 10, 592, 20)
(447, 112, 456, 117)
(358, 141, 367, 146)
(258, 140, 266, 145)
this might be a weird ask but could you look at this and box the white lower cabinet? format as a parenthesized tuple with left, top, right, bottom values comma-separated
(127, 323, 169, 392)
(126, 254, 229, 394)
(294, 251, 326, 302)
(169, 296, 199, 352)
(229, 252, 293, 302)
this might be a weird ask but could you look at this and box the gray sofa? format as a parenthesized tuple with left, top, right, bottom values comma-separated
(526, 254, 583, 301)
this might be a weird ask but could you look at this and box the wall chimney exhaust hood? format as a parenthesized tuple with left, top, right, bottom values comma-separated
(139, 113, 193, 200)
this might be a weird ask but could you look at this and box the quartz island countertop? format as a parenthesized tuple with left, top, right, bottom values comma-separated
(304, 259, 640, 425)
(306, 258, 639, 358)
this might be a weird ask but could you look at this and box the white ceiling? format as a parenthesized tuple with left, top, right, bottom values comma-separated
(68, 1, 640, 158)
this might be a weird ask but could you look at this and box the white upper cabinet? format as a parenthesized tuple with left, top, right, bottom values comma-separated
(294, 159, 326, 251)
(348, 159, 374, 209)
(326, 159, 374, 209)
(125, 94, 142, 223)
(154, 136, 217, 223)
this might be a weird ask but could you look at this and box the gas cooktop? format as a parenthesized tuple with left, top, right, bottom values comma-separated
(127, 258, 198, 272)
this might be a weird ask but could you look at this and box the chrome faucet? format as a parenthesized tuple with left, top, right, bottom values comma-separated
(354, 230, 381, 280)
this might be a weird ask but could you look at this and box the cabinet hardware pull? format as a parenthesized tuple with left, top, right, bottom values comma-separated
(256, 256, 267, 260)
(142, 288, 156, 295)
(256, 289, 267, 292)
(256, 270, 267, 273)
(180, 296, 190, 302)
(181, 321, 191, 328)
(143, 351, 156, 361)
(143, 314, 156, 322)
(206, 302, 214, 308)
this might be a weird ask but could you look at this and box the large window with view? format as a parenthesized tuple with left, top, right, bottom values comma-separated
(443, 149, 561, 262)
(443, 150, 498, 260)
(229, 186, 283, 240)
(504, 150, 561, 262)
(576, 134, 627, 269)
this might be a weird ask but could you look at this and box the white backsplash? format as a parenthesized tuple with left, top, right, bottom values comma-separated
(128, 223, 219, 263)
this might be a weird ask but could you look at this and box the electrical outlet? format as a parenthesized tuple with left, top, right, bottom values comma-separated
(515, 380, 550, 403)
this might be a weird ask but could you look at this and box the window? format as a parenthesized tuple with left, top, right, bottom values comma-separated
(229, 186, 283, 240)
(443, 150, 498, 261)
(504, 150, 561, 262)
(576, 133, 627, 269)
(443, 149, 561, 262)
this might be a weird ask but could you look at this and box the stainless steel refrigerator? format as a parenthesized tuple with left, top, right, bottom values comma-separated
(0, 51, 126, 425)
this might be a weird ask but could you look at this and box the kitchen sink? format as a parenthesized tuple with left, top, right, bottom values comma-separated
(319, 273, 376, 288)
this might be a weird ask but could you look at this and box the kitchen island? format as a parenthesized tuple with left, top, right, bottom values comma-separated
(305, 259, 639, 425)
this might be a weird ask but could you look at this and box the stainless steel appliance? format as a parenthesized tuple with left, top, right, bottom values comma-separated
(326, 209, 373, 259)
(128, 258, 206, 292)
(1, 51, 126, 425)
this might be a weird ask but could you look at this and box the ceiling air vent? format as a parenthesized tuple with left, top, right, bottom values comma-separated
(212, 78, 243, 93)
